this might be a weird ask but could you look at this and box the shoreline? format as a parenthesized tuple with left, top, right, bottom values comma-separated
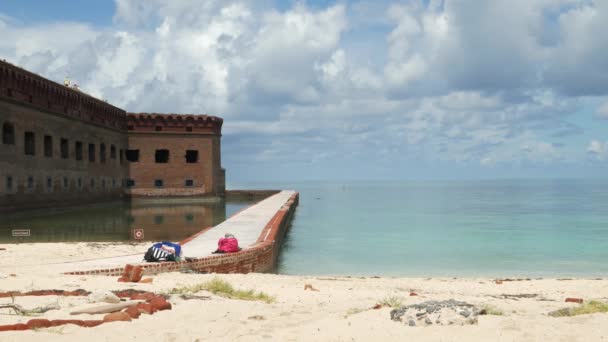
(1, 243, 608, 340)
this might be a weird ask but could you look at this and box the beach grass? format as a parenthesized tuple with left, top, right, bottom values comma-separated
(480, 304, 504, 316)
(168, 278, 275, 303)
(549, 300, 608, 317)
(379, 296, 405, 308)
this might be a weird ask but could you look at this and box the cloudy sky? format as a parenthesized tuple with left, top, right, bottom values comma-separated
(1, 0, 607, 183)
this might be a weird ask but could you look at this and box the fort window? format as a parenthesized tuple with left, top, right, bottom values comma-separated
(110, 145, 116, 159)
(2, 122, 15, 145)
(46, 176, 53, 191)
(185, 214, 194, 223)
(101, 178, 106, 189)
(119, 149, 124, 164)
(60, 138, 69, 159)
(126, 179, 135, 187)
(155, 126, 163, 131)
(27, 176, 34, 190)
(75, 141, 83, 160)
(126, 149, 139, 162)
(88, 143, 95, 162)
(90, 178, 95, 189)
(155, 149, 169, 163)
(24, 132, 35, 156)
(186, 126, 193, 132)
(154, 215, 164, 224)
(185, 179, 194, 187)
(63, 176, 68, 190)
(44, 135, 53, 157)
(77, 177, 83, 189)
(6, 176, 13, 192)
(127, 125, 134, 130)
(154, 179, 164, 188)
(185, 150, 199, 163)
(100, 143, 106, 163)
(112, 178, 116, 188)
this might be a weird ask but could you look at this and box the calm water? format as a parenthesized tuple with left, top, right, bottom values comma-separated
(0, 198, 251, 243)
(237, 179, 608, 277)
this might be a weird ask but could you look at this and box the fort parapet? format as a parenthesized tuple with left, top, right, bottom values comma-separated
(0, 60, 126, 131)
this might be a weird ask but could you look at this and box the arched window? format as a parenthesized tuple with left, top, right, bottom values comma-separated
(2, 122, 15, 145)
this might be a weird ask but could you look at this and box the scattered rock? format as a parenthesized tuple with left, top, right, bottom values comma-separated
(131, 292, 156, 301)
(26, 319, 52, 329)
(136, 303, 156, 314)
(150, 297, 172, 311)
(0, 323, 29, 331)
(88, 291, 121, 304)
(248, 315, 265, 320)
(49, 319, 85, 327)
(565, 298, 583, 304)
(372, 304, 382, 310)
(123, 306, 141, 319)
(103, 312, 132, 323)
(129, 266, 144, 283)
(409, 292, 418, 296)
(495, 280, 503, 285)
(78, 320, 104, 328)
(139, 278, 153, 284)
(391, 300, 480, 326)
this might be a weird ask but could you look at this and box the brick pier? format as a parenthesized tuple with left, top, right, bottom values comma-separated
(61, 190, 299, 276)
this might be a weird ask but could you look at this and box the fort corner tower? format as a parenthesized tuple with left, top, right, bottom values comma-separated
(125, 113, 225, 197)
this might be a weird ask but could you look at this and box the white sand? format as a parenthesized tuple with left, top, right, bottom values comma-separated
(1, 243, 608, 341)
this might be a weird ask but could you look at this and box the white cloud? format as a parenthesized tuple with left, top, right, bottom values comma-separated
(597, 102, 608, 119)
(588, 140, 608, 161)
(0, 0, 605, 177)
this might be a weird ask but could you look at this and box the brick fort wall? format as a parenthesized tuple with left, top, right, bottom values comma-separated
(125, 113, 225, 197)
(0, 60, 226, 211)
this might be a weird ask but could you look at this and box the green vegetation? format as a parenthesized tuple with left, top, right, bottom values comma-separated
(480, 304, 504, 316)
(345, 307, 367, 317)
(168, 278, 275, 304)
(379, 296, 404, 308)
(549, 300, 608, 317)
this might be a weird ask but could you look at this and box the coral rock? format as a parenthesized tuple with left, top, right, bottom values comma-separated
(139, 278, 153, 283)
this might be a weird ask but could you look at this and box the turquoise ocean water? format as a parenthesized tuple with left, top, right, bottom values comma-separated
(238, 179, 608, 277)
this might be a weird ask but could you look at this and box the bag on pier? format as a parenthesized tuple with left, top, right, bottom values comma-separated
(143, 241, 182, 262)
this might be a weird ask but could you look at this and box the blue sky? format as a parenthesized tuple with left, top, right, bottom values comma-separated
(1, 0, 607, 184)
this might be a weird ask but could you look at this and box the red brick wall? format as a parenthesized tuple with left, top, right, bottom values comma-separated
(125, 113, 224, 197)
(126, 134, 222, 196)
(65, 192, 299, 276)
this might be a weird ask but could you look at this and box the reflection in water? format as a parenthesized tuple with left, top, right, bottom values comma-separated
(0, 198, 253, 243)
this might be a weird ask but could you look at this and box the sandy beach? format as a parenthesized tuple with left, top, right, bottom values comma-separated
(0, 242, 607, 341)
